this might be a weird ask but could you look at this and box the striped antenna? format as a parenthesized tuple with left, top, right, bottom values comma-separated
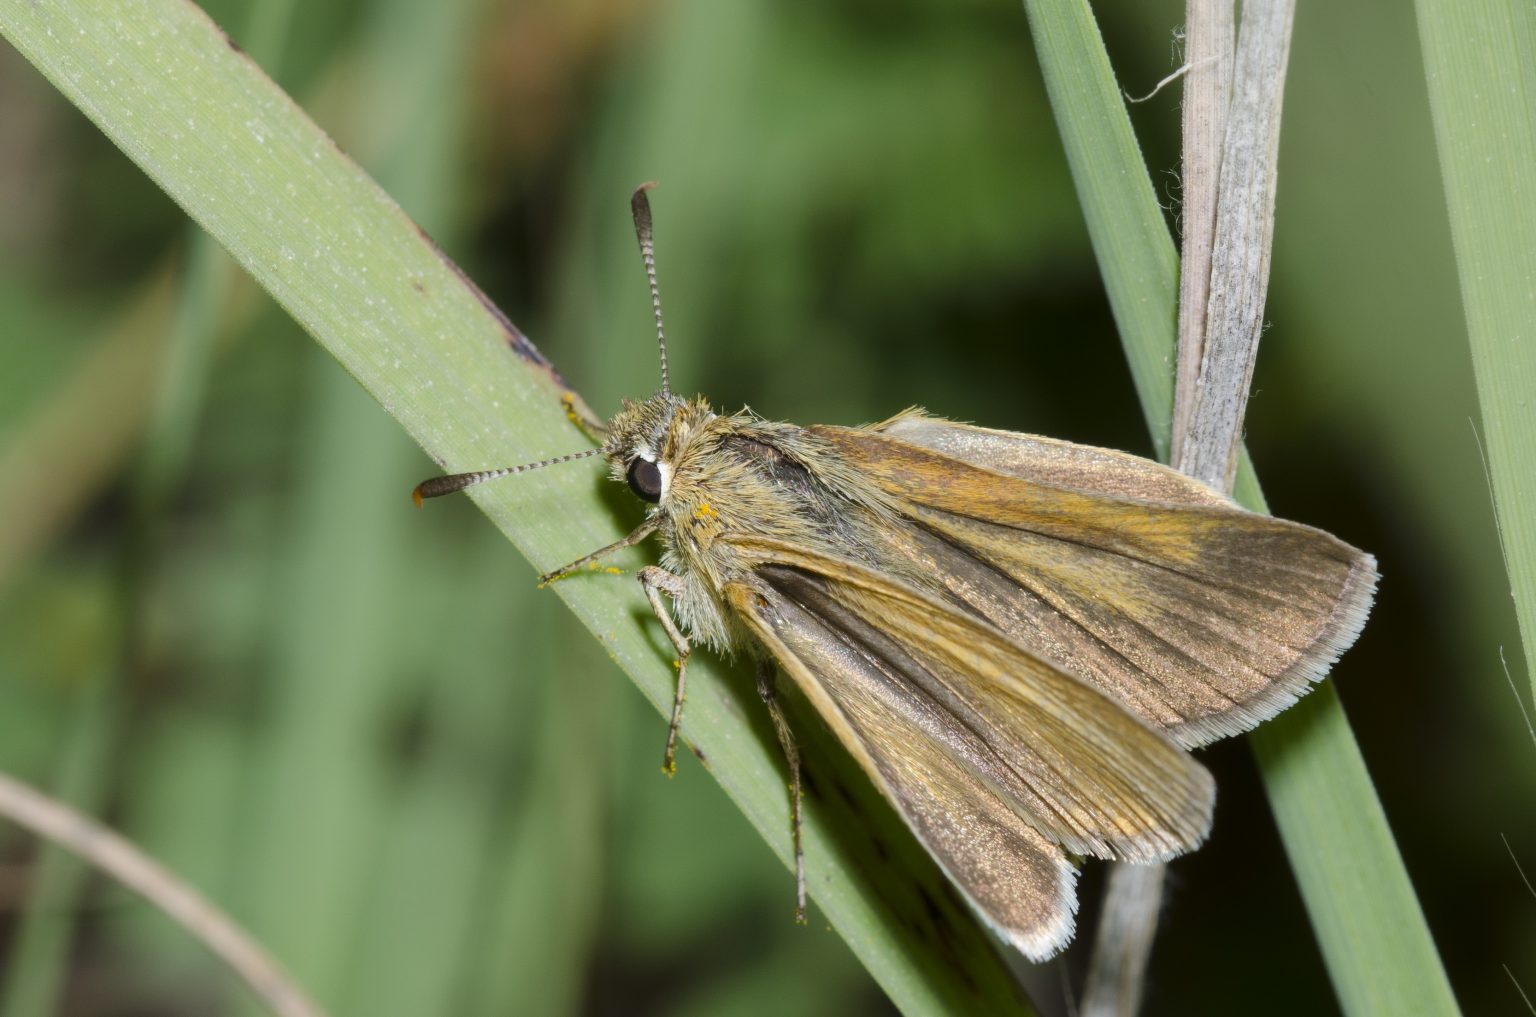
(412, 447, 603, 506)
(630, 182, 670, 398)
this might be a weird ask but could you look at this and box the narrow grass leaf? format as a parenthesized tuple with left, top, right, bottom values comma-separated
(1415, 0, 1536, 704)
(1018, 0, 1457, 1012)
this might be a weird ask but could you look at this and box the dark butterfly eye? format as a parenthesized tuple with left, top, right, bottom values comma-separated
(626, 457, 664, 503)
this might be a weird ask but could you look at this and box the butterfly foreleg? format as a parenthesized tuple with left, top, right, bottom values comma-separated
(638, 565, 691, 777)
(756, 659, 807, 924)
(560, 389, 609, 442)
(539, 517, 661, 586)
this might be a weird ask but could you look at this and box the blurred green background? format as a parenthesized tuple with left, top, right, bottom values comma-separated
(0, 0, 1528, 1015)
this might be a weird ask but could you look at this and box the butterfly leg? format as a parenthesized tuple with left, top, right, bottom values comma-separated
(539, 517, 660, 586)
(756, 659, 807, 924)
(561, 390, 609, 442)
(638, 566, 691, 777)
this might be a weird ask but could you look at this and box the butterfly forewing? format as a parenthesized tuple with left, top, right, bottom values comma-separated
(811, 419, 1378, 748)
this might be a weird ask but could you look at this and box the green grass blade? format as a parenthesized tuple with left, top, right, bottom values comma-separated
(0, 1, 1030, 1011)
(312, 2, 533, 1013)
(1015, 0, 1180, 458)
(1415, 0, 1536, 703)
(1019, 0, 1458, 1012)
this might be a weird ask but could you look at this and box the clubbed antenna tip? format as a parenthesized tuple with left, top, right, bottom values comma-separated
(411, 447, 604, 505)
(630, 182, 670, 398)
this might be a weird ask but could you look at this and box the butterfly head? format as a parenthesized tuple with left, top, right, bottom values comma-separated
(412, 183, 704, 507)
(603, 389, 721, 505)
(595, 181, 723, 507)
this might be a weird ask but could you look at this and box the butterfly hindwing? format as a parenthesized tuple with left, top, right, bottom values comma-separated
(725, 540, 1216, 862)
(725, 579, 1080, 960)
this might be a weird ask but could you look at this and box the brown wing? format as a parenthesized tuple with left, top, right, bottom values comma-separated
(724, 534, 1216, 860)
(814, 416, 1378, 748)
(725, 580, 1080, 961)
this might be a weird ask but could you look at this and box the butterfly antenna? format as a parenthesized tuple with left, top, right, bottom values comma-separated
(412, 447, 603, 506)
(631, 182, 671, 398)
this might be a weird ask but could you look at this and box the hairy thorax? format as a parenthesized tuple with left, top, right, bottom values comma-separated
(650, 412, 900, 652)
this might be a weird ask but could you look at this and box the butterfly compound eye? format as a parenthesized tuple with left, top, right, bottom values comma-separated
(626, 457, 664, 503)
